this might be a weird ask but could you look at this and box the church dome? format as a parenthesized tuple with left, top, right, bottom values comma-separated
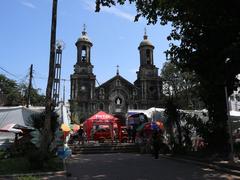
(139, 33, 154, 48)
(76, 31, 92, 44)
(76, 25, 92, 46)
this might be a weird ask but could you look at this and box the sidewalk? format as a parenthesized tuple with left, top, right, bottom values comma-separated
(0, 170, 66, 180)
(160, 154, 240, 176)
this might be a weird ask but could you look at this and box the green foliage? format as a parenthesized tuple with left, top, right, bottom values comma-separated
(17, 176, 40, 180)
(0, 155, 63, 175)
(0, 157, 31, 174)
(161, 61, 204, 109)
(0, 74, 22, 105)
(95, 0, 240, 154)
(164, 99, 182, 149)
(0, 74, 45, 106)
(19, 83, 45, 106)
(180, 111, 229, 155)
(29, 111, 59, 148)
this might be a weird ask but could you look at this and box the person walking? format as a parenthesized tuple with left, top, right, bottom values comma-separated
(132, 126, 137, 143)
(77, 126, 84, 145)
(151, 130, 161, 159)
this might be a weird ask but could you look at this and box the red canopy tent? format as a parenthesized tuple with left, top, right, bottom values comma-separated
(83, 111, 121, 142)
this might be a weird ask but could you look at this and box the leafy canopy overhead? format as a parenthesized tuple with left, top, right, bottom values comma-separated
(95, 0, 240, 153)
(96, 0, 240, 89)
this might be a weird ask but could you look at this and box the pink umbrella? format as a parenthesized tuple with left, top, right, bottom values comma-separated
(72, 124, 80, 132)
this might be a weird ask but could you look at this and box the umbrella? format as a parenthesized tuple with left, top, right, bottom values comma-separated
(61, 123, 71, 132)
(155, 121, 164, 129)
(72, 124, 80, 132)
(136, 121, 164, 132)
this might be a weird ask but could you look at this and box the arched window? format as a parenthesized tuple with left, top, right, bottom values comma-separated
(146, 49, 151, 64)
(100, 88, 104, 94)
(116, 80, 121, 86)
(99, 88, 105, 99)
(81, 46, 87, 62)
(115, 97, 122, 105)
(133, 89, 137, 96)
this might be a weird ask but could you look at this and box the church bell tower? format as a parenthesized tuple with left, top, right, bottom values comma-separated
(70, 25, 96, 123)
(134, 29, 162, 109)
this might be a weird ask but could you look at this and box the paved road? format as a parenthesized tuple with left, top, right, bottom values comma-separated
(65, 153, 240, 180)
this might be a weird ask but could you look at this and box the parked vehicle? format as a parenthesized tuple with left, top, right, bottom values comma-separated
(94, 128, 111, 143)
(93, 126, 129, 143)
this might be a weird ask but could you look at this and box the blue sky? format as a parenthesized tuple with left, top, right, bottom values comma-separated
(0, 0, 172, 101)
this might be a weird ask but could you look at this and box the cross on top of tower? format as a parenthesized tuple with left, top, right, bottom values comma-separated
(116, 65, 120, 75)
(144, 27, 148, 40)
(82, 24, 87, 35)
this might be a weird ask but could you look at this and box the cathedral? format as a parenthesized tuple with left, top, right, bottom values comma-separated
(70, 28, 163, 124)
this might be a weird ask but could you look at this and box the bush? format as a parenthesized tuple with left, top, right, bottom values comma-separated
(17, 176, 40, 180)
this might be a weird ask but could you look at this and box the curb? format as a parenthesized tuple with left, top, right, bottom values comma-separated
(159, 154, 240, 176)
(0, 159, 67, 179)
(0, 170, 66, 179)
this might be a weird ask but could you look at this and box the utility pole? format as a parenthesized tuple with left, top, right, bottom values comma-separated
(26, 64, 33, 108)
(62, 79, 66, 104)
(40, 0, 58, 159)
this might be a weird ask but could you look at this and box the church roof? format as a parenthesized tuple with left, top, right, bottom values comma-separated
(96, 74, 137, 89)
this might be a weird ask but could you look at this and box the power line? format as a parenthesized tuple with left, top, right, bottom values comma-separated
(96, 79, 101, 86)
(0, 66, 18, 78)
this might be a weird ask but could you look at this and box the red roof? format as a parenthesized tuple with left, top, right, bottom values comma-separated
(86, 111, 117, 121)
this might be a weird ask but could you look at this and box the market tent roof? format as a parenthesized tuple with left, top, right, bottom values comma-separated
(144, 107, 165, 119)
(83, 111, 121, 141)
(127, 110, 146, 117)
(86, 111, 118, 122)
(0, 106, 44, 129)
(0, 106, 44, 147)
(127, 108, 165, 123)
(230, 110, 240, 117)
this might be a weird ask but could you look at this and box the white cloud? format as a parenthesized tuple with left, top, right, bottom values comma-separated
(20, 1, 36, 9)
(102, 6, 134, 21)
(82, 0, 134, 22)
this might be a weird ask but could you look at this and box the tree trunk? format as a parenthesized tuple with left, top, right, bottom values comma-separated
(39, 0, 58, 159)
(203, 81, 229, 155)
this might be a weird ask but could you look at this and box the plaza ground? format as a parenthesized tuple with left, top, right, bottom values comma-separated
(64, 153, 240, 180)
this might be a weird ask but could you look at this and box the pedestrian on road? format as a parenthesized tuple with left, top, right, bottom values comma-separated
(151, 130, 161, 159)
(132, 126, 136, 143)
(77, 126, 85, 145)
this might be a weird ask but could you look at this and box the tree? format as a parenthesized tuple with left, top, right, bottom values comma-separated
(0, 75, 45, 106)
(0, 74, 22, 106)
(161, 62, 203, 109)
(19, 83, 45, 106)
(95, 0, 240, 154)
(164, 99, 181, 149)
